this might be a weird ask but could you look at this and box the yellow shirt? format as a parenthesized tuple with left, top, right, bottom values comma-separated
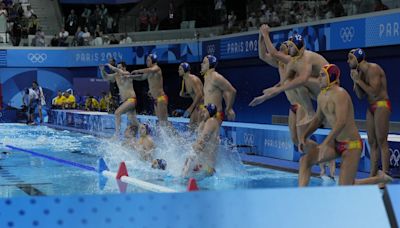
(64, 95, 76, 108)
(54, 96, 66, 106)
(99, 97, 108, 111)
(85, 98, 99, 110)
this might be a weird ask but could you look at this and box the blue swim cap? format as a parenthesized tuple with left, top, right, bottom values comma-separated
(288, 34, 304, 51)
(180, 62, 191, 73)
(152, 159, 167, 170)
(206, 55, 218, 69)
(148, 54, 158, 64)
(143, 123, 151, 135)
(205, 104, 217, 118)
(349, 48, 365, 63)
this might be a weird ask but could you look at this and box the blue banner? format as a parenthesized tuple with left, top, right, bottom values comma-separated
(6, 47, 134, 67)
(6, 42, 201, 68)
(132, 42, 201, 65)
(220, 34, 259, 59)
(330, 19, 365, 49)
(366, 13, 400, 46)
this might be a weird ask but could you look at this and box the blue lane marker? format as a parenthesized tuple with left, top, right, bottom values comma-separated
(6, 145, 97, 172)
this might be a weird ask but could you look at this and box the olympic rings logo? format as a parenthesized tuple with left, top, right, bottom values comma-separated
(243, 133, 254, 146)
(206, 44, 216, 55)
(390, 148, 400, 167)
(27, 53, 47, 63)
(340, 27, 355, 43)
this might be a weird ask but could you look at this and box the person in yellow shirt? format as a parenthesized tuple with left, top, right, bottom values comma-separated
(52, 91, 65, 109)
(85, 95, 100, 111)
(99, 92, 109, 112)
(63, 91, 76, 109)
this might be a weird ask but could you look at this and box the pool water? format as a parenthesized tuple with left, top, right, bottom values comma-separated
(0, 124, 329, 197)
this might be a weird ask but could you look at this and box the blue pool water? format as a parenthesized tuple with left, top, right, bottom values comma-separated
(0, 124, 329, 197)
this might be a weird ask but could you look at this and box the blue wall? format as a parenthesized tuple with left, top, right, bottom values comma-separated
(1, 45, 399, 125)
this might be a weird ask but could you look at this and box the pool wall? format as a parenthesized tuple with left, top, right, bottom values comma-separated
(48, 110, 400, 176)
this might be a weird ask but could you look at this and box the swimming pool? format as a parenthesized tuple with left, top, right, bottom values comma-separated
(0, 124, 328, 197)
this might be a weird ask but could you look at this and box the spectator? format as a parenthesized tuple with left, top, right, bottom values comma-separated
(63, 91, 76, 109)
(73, 26, 84, 46)
(139, 7, 149, 31)
(3, 0, 13, 8)
(88, 12, 97, 34)
(374, 0, 389, 11)
(50, 34, 59, 47)
(168, 1, 178, 29)
(95, 24, 102, 34)
(247, 12, 256, 28)
(10, 20, 22, 46)
(227, 10, 236, 31)
(65, 9, 78, 34)
(58, 27, 69, 46)
(31, 28, 45, 47)
(103, 35, 110, 45)
(52, 91, 65, 109)
(112, 15, 119, 33)
(7, 4, 19, 23)
(109, 34, 119, 44)
(0, 3, 8, 33)
(82, 26, 91, 45)
(105, 14, 113, 33)
(270, 11, 280, 27)
(100, 4, 108, 25)
(214, 0, 225, 24)
(149, 7, 158, 31)
(119, 33, 132, 44)
(259, 10, 268, 25)
(326, 0, 346, 18)
(80, 7, 91, 27)
(168, 1, 175, 21)
(99, 92, 108, 112)
(100, 4, 108, 20)
(93, 31, 103, 46)
(85, 96, 99, 111)
(23, 5, 34, 19)
(28, 14, 39, 35)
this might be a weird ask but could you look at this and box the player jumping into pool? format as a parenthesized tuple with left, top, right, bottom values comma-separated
(100, 61, 140, 138)
(256, 24, 328, 126)
(201, 55, 236, 124)
(250, 25, 335, 179)
(182, 104, 220, 178)
(347, 48, 391, 178)
(178, 62, 204, 130)
(131, 54, 169, 126)
(299, 64, 392, 186)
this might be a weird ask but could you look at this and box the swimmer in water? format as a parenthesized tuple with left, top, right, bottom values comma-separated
(133, 123, 155, 161)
